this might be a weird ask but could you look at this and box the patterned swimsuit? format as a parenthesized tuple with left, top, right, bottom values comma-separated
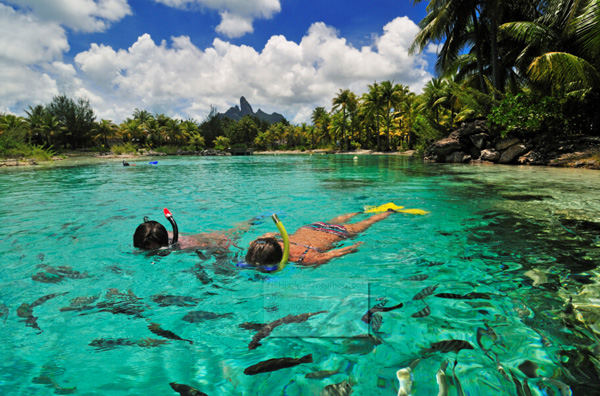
(300, 222, 350, 239)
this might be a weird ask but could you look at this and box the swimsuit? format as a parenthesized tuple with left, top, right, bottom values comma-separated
(300, 222, 350, 239)
(278, 239, 324, 264)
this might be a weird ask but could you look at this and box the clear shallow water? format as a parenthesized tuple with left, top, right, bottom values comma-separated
(1, 155, 599, 395)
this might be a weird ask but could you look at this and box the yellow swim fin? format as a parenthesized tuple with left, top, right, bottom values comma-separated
(364, 202, 404, 213)
(396, 208, 429, 215)
(364, 202, 429, 215)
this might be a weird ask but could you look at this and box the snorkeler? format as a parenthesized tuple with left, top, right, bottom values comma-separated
(133, 208, 254, 252)
(245, 211, 393, 267)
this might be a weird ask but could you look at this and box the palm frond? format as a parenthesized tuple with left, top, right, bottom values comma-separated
(528, 52, 600, 88)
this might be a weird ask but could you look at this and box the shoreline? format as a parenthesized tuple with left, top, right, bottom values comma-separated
(2, 146, 598, 170)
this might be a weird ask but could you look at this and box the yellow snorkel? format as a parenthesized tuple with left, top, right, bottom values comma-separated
(271, 213, 289, 271)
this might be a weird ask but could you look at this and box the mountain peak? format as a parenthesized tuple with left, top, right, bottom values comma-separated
(217, 96, 285, 124)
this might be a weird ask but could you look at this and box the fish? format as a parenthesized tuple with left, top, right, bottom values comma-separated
(396, 367, 412, 396)
(518, 360, 539, 378)
(434, 293, 468, 300)
(476, 321, 498, 359)
(17, 303, 33, 318)
(152, 294, 201, 307)
(452, 360, 465, 396)
(169, 382, 209, 396)
(248, 311, 327, 350)
(96, 301, 146, 317)
(435, 292, 491, 300)
(361, 302, 403, 324)
(404, 274, 429, 281)
(243, 354, 313, 375)
(32, 375, 77, 394)
(411, 305, 431, 318)
(30, 292, 68, 308)
(342, 334, 382, 355)
(321, 379, 353, 396)
(421, 340, 474, 355)
(89, 337, 168, 351)
(186, 264, 211, 285)
(18, 292, 68, 332)
(412, 285, 439, 300)
(0, 303, 8, 324)
(148, 323, 193, 344)
(436, 361, 449, 396)
(305, 368, 340, 380)
(182, 311, 233, 323)
(239, 322, 266, 331)
(371, 313, 383, 332)
(31, 271, 64, 283)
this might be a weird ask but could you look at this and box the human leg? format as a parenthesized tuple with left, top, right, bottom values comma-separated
(328, 212, 361, 224)
(344, 211, 393, 234)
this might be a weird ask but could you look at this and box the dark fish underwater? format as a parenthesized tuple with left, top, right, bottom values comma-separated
(244, 354, 313, 375)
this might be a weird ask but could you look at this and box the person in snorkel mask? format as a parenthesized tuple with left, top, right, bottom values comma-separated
(245, 210, 393, 267)
(133, 209, 254, 252)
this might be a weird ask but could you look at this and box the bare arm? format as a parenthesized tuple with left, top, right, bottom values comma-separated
(306, 242, 363, 265)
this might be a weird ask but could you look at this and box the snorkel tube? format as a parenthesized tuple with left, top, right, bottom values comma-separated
(271, 213, 289, 272)
(163, 208, 179, 245)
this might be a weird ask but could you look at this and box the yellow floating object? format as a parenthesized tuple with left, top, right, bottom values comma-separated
(396, 208, 429, 215)
(364, 202, 404, 213)
(364, 202, 429, 215)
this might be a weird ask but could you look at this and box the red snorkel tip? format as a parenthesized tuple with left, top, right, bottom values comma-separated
(163, 208, 172, 218)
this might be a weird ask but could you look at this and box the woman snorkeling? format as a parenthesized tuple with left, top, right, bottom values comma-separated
(133, 208, 254, 253)
(245, 211, 393, 267)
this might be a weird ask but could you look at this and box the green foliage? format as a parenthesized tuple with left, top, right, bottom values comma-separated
(213, 136, 230, 151)
(111, 142, 138, 155)
(488, 93, 559, 137)
(350, 141, 362, 150)
(153, 145, 180, 155)
(46, 95, 96, 148)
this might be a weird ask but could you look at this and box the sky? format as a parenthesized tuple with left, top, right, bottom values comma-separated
(0, 0, 439, 124)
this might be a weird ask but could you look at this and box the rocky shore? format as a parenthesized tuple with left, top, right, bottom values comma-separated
(424, 120, 600, 169)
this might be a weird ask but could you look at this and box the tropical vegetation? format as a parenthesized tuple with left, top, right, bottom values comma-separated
(1, 0, 598, 161)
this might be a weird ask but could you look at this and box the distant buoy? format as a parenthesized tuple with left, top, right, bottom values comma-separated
(353, 156, 358, 161)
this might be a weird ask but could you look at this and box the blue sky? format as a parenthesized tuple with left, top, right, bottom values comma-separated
(0, 0, 437, 124)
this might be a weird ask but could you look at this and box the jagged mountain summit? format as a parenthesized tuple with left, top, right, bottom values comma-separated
(217, 96, 285, 124)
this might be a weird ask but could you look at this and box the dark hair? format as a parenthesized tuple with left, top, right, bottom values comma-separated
(245, 237, 282, 266)
(133, 220, 169, 250)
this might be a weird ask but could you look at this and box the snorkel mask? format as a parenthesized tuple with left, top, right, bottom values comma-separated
(237, 213, 290, 273)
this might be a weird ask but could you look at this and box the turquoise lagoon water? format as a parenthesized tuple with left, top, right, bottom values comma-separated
(1, 155, 599, 395)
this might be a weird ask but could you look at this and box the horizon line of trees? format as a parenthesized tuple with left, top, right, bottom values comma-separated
(2, 0, 599, 159)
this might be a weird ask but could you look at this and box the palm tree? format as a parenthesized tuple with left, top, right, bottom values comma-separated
(331, 89, 357, 151)
(361, 82, 384, 150)
(92, 119, 118, 147)
(380, 81, 409, 151)
(411, 0, 490, 93)
(311, 107, 329, 147)
(501, 0, 600, 93)
(24, 105, 46, 144)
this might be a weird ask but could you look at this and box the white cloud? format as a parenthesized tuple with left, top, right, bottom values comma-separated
(3, 0, 131, 32)
(154, 0, 281, 38)
(426, 42, 443, 55)
(0, 4, 69, 64)
(72, 17, 432, 123)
